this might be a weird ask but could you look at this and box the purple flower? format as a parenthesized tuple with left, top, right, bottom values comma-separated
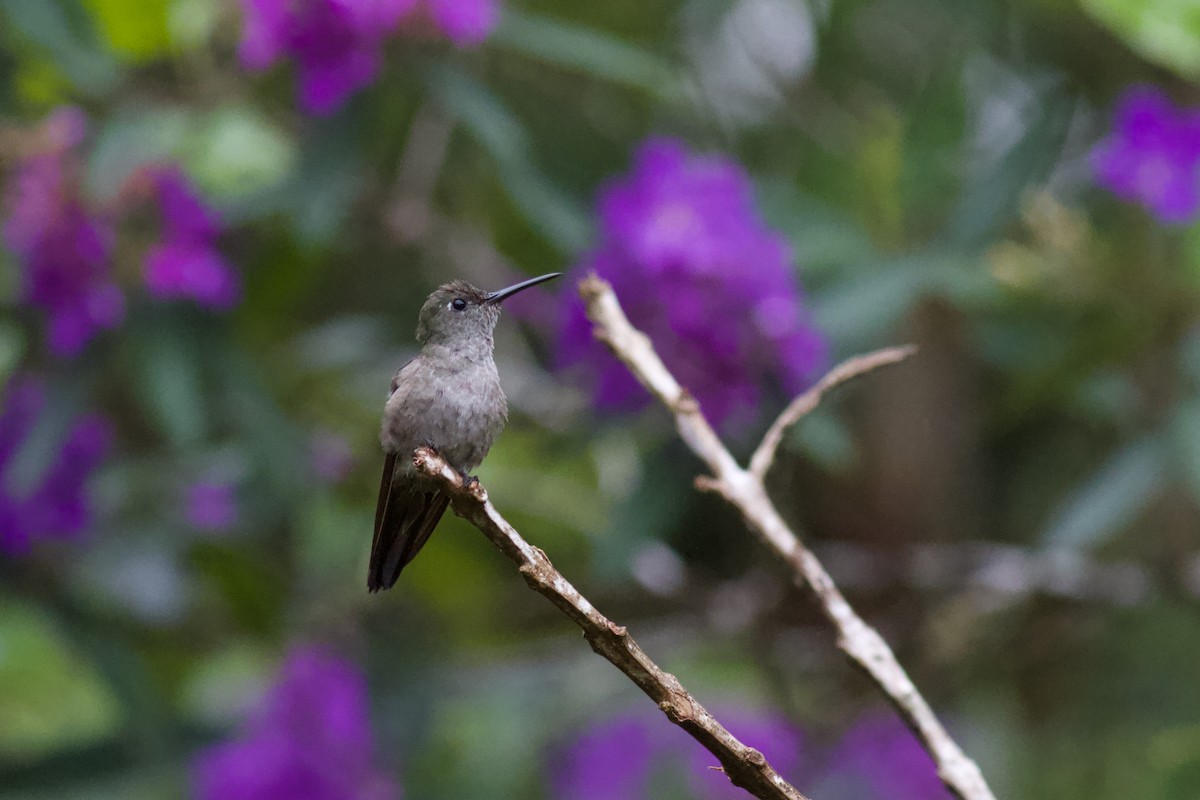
(0, 375, 112, 556)
(238, 0, 416, 115)
(686, 710, 803, 800)
(421, 0, 500, 46)
(549, 706, 803, 800)
(820, 713, 950, 800)
(193, 645, 400, 800)
(185, 481, 239, 532)
(557, 138, 827, 429)
(3, 108, 124, 357)
(309, 430, 355, 484)
(550, 707, 949, 800)
(142, 166, 241, 309)
(1091, 85, 1200, 224)
(549, 714, 659, 800)
(236, 0, 500, 114)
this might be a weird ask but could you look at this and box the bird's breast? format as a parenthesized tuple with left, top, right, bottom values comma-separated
(381, 358, 508, 474)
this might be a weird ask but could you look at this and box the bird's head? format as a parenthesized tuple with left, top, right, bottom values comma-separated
(415, 273, 561, 346)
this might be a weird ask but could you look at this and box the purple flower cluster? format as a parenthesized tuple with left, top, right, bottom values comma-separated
(184, 480, 240, 532)
(2, 109, 241, 358)
(1091, 85, 1200, 224)
(0, 376, 111, 556)
(550, 708, 801, 800)
(194, 645, 400, 800)
(2, 108, 124, 357)
(549, 706, 949, 800)
(238, 0, 501, 115)
(557, 137, 827, 430)
(309, 429, 356, 484)
(142, 166, 241, 309)
(819, 713, 949, 800)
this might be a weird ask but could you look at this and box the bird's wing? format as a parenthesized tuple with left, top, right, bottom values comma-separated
(368, 457, 450, 592)
(368, 355, 449, 592)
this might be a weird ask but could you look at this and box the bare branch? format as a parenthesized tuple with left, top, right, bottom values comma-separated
(412, 447, 814, 800)
(749, 345, 918, 479)
(580, 274, 997, 800)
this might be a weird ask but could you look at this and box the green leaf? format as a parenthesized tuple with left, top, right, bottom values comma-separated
(492, 10, 678, 97)
(129, 314, 206, 448)
(788, 407, 857, 474)
(4, 373, 91, 498)
(82, 0, 171, 62)
(0, 319, 25, 382)
(86, 107, 192, 198)
(1039, 436, 1166, 549)
(943, 83, 1071, 247)
(185, 106, 297, 200)
(0, 600, 120, 761)
(0, 0, 119, 95)
(1169, 400, 1200, 505)
(180, 643, 271, 727)
(812, 252, 974, 349)
(423, 63, 590, 252)
(168, 0, 219, 50)
(1082, 0, 1200, 80)
(754, 179, 878, 275)
(260, 113, 362, 245)
(88, 105, 294, 203)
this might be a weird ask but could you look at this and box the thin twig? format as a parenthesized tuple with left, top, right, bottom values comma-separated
(412, 447, 814, 800)
(579, 274, 997, 800)
(749, 345, 918, 479)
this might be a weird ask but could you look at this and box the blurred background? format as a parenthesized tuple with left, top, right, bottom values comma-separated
(2, 0, 1199, 798)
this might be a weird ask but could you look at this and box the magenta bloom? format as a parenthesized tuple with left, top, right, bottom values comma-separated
(549, 707, 947, 800)
(237, 0, 500, 114)
(422, 0, 500, 46)
(3, 108, 124, 357)
(0, 376, 112, 556)
(184, 481, 239, 532)
(549, 715, 659, 800)
(309, 430, 355, 484)
(193, 645, 400, 800)
(142, 166, 240, 310)
(820, 713, 950, 800)
(557, 138, 827, 429)
(1091, 85, 1200, 224)
(549, 706, 802, 800)
(686, 710, 804, 800)
(239, 0, 414, 115)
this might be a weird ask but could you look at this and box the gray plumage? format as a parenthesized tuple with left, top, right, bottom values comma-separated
(369, 274, 559, 592)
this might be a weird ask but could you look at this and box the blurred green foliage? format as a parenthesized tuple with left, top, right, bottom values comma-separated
(2, 0, 1200, 798)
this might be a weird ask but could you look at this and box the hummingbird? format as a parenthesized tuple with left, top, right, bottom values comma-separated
(369, 272, 562, 592)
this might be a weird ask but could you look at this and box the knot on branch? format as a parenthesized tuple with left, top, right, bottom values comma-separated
(412, 446, 441, 476)
(744, 748, 767, 767)
(672, 388, 701, 415)
(578, 272, 609, 302)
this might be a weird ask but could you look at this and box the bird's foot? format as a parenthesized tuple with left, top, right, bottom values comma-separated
(457, 469, 479, 489)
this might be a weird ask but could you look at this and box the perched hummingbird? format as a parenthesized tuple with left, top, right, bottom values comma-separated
(369, 272, 562, 592)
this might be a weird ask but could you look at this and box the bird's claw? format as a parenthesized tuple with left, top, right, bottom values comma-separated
(457, 469, 479, 489)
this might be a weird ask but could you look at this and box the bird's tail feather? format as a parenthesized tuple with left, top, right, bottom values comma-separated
(368, 454, 451, 592)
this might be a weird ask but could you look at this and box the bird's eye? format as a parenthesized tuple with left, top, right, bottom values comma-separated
(450, 298, 467, 311)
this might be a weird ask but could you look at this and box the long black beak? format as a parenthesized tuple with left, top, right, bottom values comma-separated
(483, 272, 562, 305)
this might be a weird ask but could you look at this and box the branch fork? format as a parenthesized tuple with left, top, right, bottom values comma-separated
(578, 274, 997, 800)
(408, 273, 999, 800)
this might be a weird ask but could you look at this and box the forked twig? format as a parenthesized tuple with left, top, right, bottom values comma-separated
(579, 274, 995, 800)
